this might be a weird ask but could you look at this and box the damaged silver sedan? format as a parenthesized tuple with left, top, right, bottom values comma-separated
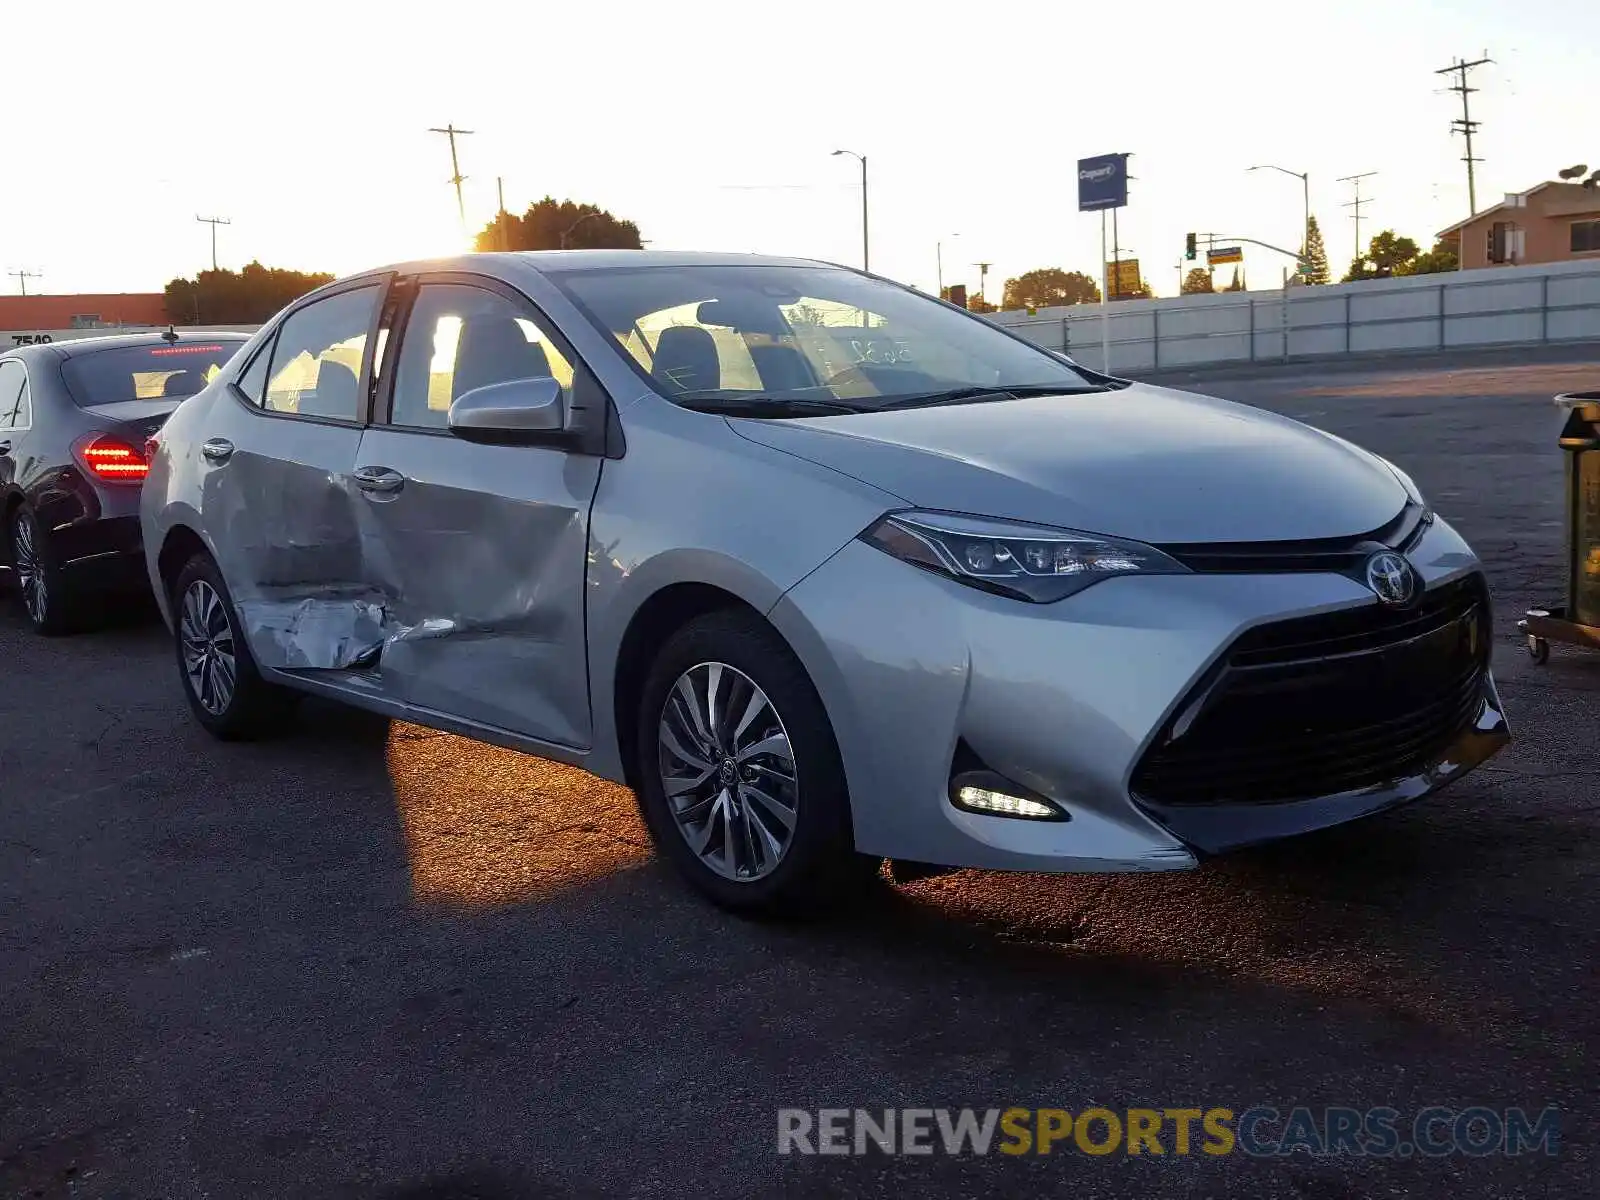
(142, 251, 1508, 914)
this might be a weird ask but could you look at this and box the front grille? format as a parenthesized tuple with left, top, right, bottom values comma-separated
(1155, 501, 1431, 577)
(1131, 574, 1490, 807)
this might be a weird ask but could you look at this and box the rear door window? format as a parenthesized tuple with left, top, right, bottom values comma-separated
(261, 286, 382, 422)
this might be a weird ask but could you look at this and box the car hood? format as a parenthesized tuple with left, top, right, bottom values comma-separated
(726, 382, 1408, 544)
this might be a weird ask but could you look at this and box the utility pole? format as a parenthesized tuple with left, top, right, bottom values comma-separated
(974, 262, 990, 305)
(195, 215, 230, 271)
(1337, 172, 1377, 263)
(9, 269, 40, 296)
(1437, 54, 1492, 215)
(1111, 208, 1122, 297)
(496, 176, 508, 251)
(429, 124, 475, 230)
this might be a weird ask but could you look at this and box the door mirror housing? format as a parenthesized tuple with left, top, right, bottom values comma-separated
(448, 377, 568, 445)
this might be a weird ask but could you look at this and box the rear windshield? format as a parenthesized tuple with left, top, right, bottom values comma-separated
(60, 341, 246, 407)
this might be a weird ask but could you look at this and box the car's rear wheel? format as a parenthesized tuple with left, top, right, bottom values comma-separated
(9, 506, 75, 636)
(633, 609, 877, 916)
(172, 553, 298, 739)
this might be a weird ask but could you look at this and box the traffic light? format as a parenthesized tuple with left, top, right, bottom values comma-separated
(1185, 232, 1197, 261)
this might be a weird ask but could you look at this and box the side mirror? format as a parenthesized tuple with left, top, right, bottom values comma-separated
(448, 377, 567, 445)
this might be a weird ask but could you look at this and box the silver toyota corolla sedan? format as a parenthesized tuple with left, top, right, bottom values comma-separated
(141, 251, 1509, 913)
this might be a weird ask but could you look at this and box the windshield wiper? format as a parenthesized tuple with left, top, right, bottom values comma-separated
(673, 394, 870, 418)
(875, 384, 1108, 411)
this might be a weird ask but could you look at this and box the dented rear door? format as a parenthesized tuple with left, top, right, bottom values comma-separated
(349, 277, 603, 749)
(201, 281, 389, 675)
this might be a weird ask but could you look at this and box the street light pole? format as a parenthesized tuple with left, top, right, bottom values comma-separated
(1248, 164, 1311, 269)
(936, 233, 960, 294)
(561, 210, 603, 249)
(832, 149, 869, 272)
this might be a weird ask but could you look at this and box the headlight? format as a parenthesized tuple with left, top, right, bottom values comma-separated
(859, 510, 1188, 603)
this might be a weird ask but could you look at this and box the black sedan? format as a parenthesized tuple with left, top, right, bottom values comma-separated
(0, 331, 250, 634)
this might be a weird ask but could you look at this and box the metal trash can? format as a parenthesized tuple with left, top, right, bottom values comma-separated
(1519, 390, 1600, 663)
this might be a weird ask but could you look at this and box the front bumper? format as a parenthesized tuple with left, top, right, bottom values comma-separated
(768, 514, 1507, 874)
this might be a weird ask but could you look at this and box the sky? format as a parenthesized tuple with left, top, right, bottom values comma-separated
(2, 0, 1596, 300)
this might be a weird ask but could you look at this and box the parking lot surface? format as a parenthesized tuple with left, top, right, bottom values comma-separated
(3, 348, 1598, 1198)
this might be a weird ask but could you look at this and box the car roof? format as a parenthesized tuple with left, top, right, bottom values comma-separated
(315, 249, 849, 296)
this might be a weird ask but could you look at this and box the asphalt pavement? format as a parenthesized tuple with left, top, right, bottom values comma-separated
(3, 348, 1598, 1198)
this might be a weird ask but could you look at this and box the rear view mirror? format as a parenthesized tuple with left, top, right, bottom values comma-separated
(448, 377, 566, 445)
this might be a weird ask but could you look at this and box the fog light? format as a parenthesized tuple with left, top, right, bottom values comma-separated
(949, 770, 1068, 821)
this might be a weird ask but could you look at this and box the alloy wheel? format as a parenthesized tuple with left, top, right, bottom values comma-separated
(180, 580, 238, 716)
(657, 661, 798, 882)
(12, 513, 47, 626)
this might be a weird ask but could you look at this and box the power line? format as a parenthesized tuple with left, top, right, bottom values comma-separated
(1338, 172, 1378, 262)
(196, 215, 230, 272)
(8, 269, 41, 297)
(1436, 54, 1492, 215)
(428, 124, 476, 230)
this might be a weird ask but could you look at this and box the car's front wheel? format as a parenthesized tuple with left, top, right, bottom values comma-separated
(634, 609, 876, 916)
(171, 553, 298, 739)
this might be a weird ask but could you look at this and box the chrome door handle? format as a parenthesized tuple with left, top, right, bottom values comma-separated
(201, 438, 234, 464)
(0, 440, 11, 456)
(353, 465, 406, 495)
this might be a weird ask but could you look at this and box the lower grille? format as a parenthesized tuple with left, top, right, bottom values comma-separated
(1131, 574, 1491, 807)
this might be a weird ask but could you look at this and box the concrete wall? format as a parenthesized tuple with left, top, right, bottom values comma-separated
(988, 257, 1600, 374)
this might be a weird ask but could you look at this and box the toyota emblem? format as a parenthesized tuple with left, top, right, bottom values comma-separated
(1365, 551, 1418, 607)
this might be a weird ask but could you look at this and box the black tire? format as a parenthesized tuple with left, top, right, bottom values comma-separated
(633, 608, 878, 917)
(8, 505, 77, 636)
(171, 552, 299, 740)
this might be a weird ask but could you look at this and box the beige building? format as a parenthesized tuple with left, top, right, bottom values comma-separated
(1437, 182, 1600, 270)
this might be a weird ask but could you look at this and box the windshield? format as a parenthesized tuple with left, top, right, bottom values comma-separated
(60, 340, 247, 408)
(546, 263, 1096, 414)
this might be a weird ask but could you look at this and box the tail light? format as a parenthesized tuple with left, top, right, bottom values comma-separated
(72, 434, 151, 485)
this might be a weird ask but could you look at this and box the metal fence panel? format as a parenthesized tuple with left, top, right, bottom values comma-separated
(985, 258, 1600, 370)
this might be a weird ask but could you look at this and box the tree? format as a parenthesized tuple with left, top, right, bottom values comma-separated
(1301, 215, 1331, 285)
(965, 293, 998, 313)
(1181, 268, 1215, 295)
(476, 197, 642, 252)
(1399, 240, 1459, 275)
(1340, 230, 1430, 282)
(166, 262, 336, 325)
(1341, 257, 1374, 283)
(1367, 231, 1421, 277)
(1001, 268, 1100, 310)
(1223, 266, 1246, 292)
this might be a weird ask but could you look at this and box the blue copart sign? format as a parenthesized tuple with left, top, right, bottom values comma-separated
(1078, 154, 1129, 212)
